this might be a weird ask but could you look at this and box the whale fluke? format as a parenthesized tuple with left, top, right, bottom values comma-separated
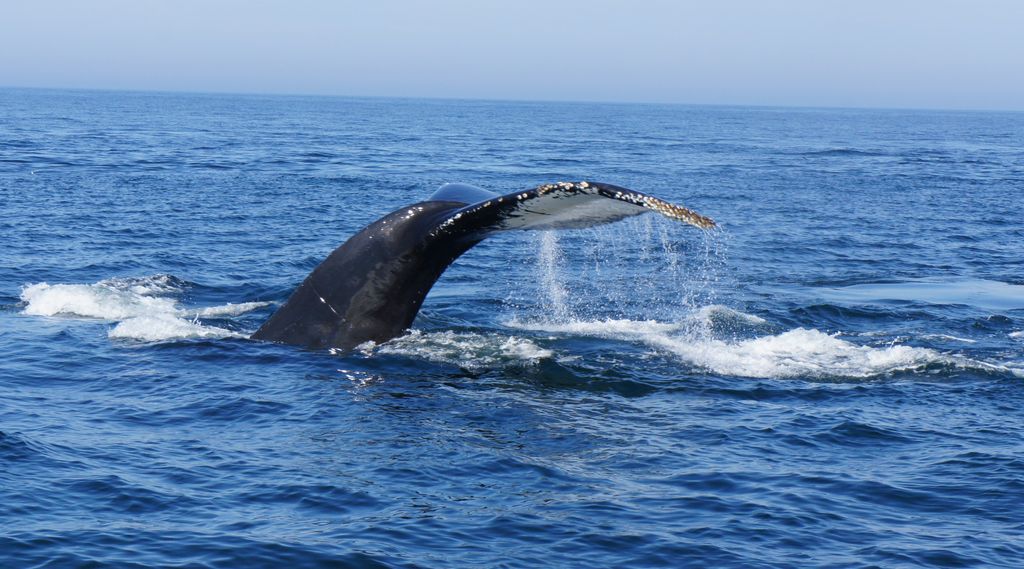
(252, 181, 714, 350)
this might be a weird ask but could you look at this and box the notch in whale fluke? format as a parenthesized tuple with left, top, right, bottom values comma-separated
(252, 182, 715, 351)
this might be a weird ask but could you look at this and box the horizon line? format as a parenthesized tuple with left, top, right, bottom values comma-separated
(2, 83, 1022, 115)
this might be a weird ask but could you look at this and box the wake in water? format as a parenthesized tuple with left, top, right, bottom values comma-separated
(19, 275, 267, 342)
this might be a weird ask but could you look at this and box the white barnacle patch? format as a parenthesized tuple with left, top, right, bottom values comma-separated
(424, 180, 713, 238)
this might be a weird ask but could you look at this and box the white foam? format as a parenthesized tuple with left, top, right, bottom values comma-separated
(102, 274, 184, 296)
(109, 315, 245, 342)
(921, 334, 977, 344)
(192, 301, 271, 318)
(20, 276, 264, 343)
(1010, 331, 1023, 339)
(21, 282, 178, 319)
(690, 304, 768, 327)
(649, 328, 944, 379)
(510, 316, 964, 379)
(506, 305, 767, 337)
(370, 330, 553, 369)
(511, 317, 682, 336)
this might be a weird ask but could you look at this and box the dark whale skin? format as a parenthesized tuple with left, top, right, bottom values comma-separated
(252, 182, 713, 351)
(252, 200, 479, 350)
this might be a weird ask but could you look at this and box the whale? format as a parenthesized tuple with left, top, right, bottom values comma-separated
(252, 181, 715, 350)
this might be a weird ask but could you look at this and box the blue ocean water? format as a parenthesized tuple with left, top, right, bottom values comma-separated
(1, 88, 1023, 568)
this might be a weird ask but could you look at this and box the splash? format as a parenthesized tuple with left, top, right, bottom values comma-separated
(21, 280, 178, 320)
(20, 275, 266, 342)
(507, 219, 1011, 380)
(509, 316, 1000, 380)
(109, 314, 242, 342)
(537, 232, 571, 321)
(517, 217, 725, 325)
(363, 330, 553, 370)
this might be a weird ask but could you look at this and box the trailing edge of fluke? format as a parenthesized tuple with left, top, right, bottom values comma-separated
(252, 181, 715, 350)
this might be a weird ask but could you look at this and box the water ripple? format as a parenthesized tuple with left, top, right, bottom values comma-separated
(2, 89, 1023, 568)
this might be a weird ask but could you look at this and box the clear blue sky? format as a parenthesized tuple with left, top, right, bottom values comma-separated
(2, 0, 1022, 110)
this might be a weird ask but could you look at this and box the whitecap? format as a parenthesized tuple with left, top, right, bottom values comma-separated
(509, 316, 979, 379)
(20, 276, 265, 343)
(109, 314, 245, 342)
(647, 328, 944, 379)
(21, 282, 178, 319)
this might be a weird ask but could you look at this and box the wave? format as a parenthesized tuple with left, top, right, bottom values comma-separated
(818, 279, 1024, 311)
(19, 275, 266, 342)
(919, 334, 977, 344)
(797, 148, 888, 157)
(690, 304, 769, 328)
(507, 309, 1010, 380)
(108, 315, 243, 342)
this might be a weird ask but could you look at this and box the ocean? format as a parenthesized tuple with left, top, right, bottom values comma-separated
(1, 88, 1022, 568)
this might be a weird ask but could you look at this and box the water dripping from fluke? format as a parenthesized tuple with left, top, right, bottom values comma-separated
(505, 221, 1009, 380)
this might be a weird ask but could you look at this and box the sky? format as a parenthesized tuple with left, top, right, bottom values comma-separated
(2, 0, 1022, 111)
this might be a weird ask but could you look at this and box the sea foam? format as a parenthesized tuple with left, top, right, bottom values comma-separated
(363, 330, 554, 370)
(508, 313, 979, 380)
(20, 276, 266, 342)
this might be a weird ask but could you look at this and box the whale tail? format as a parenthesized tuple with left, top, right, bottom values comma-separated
(252, 181, 714, 350)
